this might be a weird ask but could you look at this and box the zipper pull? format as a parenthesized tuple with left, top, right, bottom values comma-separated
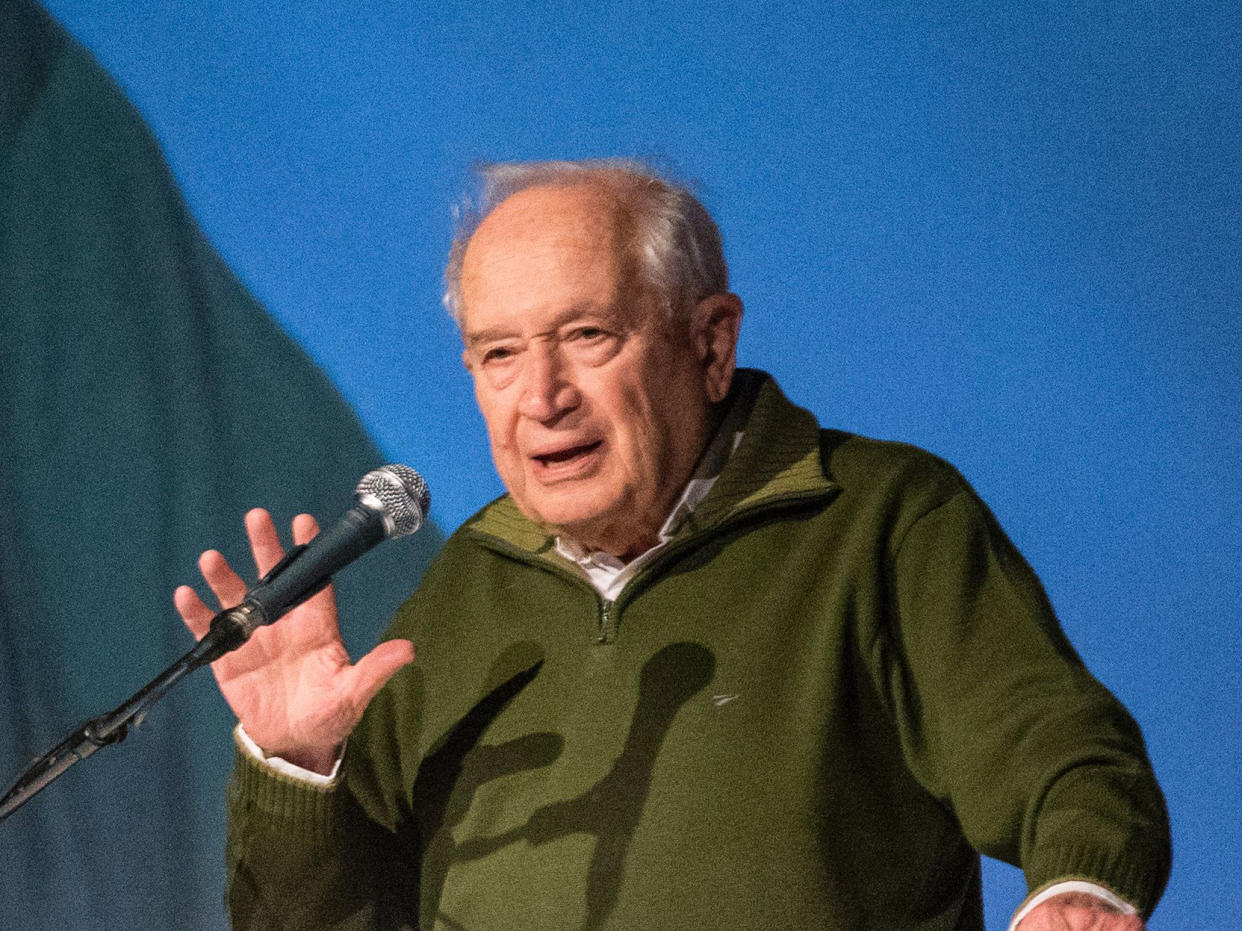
(597, 599, 614, 644)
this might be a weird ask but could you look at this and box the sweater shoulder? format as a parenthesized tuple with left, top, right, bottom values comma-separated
(819, 429, 971, 511)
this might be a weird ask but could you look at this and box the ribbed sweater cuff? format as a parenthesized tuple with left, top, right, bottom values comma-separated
(1025, 844, 1166, 916)
(230, 743, 348, 849)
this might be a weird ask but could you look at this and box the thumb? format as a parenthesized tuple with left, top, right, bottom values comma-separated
(346, 639, 416, 710)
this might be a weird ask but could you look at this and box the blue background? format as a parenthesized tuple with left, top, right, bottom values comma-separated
(36, 1, 1241, 926)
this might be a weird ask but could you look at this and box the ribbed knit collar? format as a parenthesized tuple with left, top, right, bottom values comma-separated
(464, 368, 838, 557)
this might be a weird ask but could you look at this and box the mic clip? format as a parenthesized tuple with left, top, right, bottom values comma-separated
(200, 540, 335, 663)
(258, 542, 308, 587)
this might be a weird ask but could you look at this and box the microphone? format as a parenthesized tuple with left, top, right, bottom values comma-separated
(190, 464, 430, 667)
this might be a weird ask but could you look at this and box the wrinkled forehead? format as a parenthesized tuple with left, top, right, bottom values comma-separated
(460, 185, 641, 305)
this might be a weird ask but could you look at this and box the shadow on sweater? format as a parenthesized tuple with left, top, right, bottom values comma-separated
(413, 642, 716, 931)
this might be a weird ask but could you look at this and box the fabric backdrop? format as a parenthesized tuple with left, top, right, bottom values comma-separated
(0, 3, 442, 927)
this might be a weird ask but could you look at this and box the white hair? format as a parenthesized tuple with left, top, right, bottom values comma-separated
(442, 158, 728, 326)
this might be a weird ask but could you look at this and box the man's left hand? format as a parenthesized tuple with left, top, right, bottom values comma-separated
(1017, 893, 1144, 930)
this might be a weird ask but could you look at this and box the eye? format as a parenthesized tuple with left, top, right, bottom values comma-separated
(481, 345, 518, 365)
(564, 325, 622, 365)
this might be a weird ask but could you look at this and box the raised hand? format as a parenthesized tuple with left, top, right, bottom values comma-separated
(1017, 893, 1144, 931)
(175, 508, 414, 774)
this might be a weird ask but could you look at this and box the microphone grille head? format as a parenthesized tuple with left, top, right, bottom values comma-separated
(355, 464, 430, 537)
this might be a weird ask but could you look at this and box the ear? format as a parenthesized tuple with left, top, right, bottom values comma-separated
(690, 293, 744, 403)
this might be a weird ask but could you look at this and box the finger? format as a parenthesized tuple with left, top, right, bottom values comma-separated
(199, 549, 249, 609)
(346, 640, 416, 710)
(174, 584, 214, 639)
(244, 508, 286, 577)
(291, 512, 321, 547)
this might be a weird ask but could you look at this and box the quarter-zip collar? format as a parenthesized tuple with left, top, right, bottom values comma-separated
(464, 369, 839, 567)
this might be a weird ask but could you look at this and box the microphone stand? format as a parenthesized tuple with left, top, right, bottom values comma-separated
(0, 543, 316, 825)
(0, 624, 238, 824)
(1, 464, 425, 825)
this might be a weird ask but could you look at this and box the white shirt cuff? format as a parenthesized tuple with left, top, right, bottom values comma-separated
(234, 723, 342, 786)
(1008, 880, 1139, 930)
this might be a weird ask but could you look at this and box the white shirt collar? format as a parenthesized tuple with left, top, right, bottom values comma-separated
(554, 424, 744, 601)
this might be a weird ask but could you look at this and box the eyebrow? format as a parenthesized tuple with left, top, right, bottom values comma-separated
(464, 303, 621, 347)
(463, 326, 516, 347)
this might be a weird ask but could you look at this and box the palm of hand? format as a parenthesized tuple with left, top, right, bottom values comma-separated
(174, 509, 414, 772)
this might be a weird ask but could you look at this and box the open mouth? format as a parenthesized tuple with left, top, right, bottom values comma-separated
(535, 441, 602, 464)
(532, 441, 603, 473)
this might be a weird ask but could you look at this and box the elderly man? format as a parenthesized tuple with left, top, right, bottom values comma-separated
(177, 160, 1169, 929)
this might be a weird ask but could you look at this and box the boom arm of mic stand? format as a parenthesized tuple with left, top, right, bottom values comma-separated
(0, 621, 238, 824)
(0, 545, 319, 824)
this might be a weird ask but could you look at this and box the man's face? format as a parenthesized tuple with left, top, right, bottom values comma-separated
(459, 184, 726, 558)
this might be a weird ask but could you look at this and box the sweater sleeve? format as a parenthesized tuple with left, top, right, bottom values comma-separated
(225, 735, 418, 930)
(886, 488, 1171, 915)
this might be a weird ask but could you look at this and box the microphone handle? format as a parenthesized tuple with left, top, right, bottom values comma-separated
(248, 504, 387, 622)
(200, 504, 387, 662)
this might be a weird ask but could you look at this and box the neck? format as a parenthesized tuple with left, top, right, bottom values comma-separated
(560, 398, 735, 563)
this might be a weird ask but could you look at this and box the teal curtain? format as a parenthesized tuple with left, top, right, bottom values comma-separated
(0, 2, 443, 926)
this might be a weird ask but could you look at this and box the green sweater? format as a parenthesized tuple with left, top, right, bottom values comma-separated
(226, 371, 1170, 929)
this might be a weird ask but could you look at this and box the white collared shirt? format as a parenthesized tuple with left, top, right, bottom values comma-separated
(553, 470, 724, 602)
(551, 411, 746, 600)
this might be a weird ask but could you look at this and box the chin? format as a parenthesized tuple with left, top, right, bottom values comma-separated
(531, 505, 610, 539)
(525, 493, 625, 542)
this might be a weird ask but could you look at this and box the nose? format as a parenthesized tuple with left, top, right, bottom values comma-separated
(517, 340, 580, 423)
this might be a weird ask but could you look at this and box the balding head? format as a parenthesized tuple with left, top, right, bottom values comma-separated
(444, 159, 728, 328)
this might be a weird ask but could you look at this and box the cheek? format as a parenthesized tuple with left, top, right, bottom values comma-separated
(610, 387, 670, 474)
(623, 380, 706, 476)
(476, 392, 523, 467)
